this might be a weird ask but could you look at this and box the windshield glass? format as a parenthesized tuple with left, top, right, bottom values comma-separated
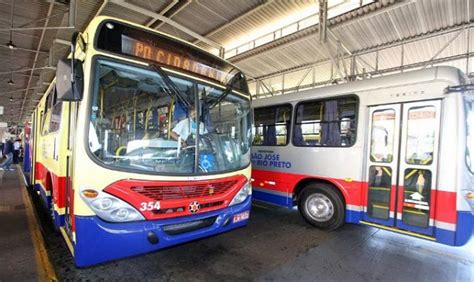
(89, 59, 251, 174)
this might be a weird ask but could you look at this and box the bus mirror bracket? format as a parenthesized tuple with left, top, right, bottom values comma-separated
(56, 32, 84, 102)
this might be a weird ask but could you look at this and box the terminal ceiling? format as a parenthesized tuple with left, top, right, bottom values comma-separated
(0, 0, 473, 126)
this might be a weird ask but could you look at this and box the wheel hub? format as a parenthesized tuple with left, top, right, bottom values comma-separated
(305, 193, 334, 222)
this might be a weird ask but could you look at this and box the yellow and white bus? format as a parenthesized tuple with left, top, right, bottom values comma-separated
(30, 16, 252, 267)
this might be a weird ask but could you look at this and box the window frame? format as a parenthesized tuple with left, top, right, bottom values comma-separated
(370, 108, 396, 164)
(40, 89, 54, 136)
(48, 85, 63, 134)
(252, 103, 293, 147)
(464, 95, 474, 174)
(84, 55, 252, 177)
(404, 105, 436, 166)
(292, 94, 359, 148)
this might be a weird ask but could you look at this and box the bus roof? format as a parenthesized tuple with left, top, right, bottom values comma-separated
(252, 66, 464, 107)
(84, 16, 247, 90)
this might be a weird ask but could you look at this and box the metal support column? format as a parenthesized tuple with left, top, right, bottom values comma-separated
(219, 47, 225, 58)
(319, 0, 328, 43)
(400, 44, 404, 72)
(467, 28, 471, 75)
(69, 0, 76, 27)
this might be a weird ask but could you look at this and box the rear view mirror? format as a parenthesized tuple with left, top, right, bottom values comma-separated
(56, 59, 83, 101)
(56, 32, 85, 102)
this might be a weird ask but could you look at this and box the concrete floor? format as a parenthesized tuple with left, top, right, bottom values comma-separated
(0, 169, 37, 281)
(32, 197, 473, 280)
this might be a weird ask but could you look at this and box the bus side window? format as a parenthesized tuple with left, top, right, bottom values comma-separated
(41, 89, 54, 135)
(49, 86, 63, 133)
(294, 96, 357, 147)
(253, 104, 292, 146)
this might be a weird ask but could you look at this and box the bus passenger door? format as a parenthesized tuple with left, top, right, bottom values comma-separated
(64, 102, 77, 237)
(396, 100, 441, 236)
(363, 101, 441, 237)
(363, 104, 401, 226)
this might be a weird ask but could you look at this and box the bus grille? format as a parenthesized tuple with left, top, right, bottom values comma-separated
(130, 180, 238, 201)
(104, 175, 246, 220)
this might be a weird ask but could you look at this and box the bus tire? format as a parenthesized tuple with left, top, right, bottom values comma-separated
(297, 183, 345, 231)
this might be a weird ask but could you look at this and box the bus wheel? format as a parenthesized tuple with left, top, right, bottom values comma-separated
(298, 183, 345, 230)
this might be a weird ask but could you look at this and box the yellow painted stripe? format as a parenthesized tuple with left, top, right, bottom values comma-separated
(360, 220, 436, 241)
(403, 209, 427, 215)
(59, 227, 75, 256)
(369, 187, 390, 191)
(373, 204, 389, 209)
(17, 168, 58, 281)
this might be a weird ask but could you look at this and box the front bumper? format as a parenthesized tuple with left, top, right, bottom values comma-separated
(73, 196, 251, 267)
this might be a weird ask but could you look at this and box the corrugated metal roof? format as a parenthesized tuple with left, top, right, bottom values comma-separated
(1, 0, 473, 124)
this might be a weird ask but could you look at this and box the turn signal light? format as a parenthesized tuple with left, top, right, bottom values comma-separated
(466, 192, 474, 200)
(82, 189, 99, 199)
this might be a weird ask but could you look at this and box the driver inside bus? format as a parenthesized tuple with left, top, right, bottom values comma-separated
(170, 106, 207, 147)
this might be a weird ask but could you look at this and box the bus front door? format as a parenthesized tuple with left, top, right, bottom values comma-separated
(363, 101, 441, 236)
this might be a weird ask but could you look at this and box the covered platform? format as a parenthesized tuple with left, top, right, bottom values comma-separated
(0, 167, 55, 281)
(0, 168, 472, 280)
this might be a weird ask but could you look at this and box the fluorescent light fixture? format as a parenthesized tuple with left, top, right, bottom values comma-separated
(6, 40, 16, 50)
(0, 106, 3, 115)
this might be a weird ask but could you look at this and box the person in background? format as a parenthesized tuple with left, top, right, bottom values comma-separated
(0, 141, 3, 159)
(13, 138, 20, 164)
(0, 138, 14, 171)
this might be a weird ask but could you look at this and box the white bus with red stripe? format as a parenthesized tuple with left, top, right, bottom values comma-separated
(251, 66, 474, 246)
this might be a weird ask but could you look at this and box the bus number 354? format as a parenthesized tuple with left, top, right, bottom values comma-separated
(139, 202, 161, 211)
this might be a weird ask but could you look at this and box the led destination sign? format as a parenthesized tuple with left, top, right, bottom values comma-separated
(121, 35, 229, 83)
(96, 21, 247, 91)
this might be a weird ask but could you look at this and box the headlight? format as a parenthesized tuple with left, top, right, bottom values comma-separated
(229, 181, 252, 206)
(80, 188, 145, 222)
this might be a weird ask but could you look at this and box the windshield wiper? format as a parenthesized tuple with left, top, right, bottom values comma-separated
(209, 72, 244, 109)
(149, 63, 192, 108)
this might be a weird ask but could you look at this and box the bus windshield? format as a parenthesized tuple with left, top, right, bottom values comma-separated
(88, 59, 252, 175)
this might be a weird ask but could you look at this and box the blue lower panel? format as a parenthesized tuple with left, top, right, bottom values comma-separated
(454, 211, 474, 246)
(359, 211, 473, 246)
(396, 220, 434, 236)
(34, 183, 51, 209)
(53, 210, 65, 228)
(252, 188, 292, 208)
(74, 197, 252, 267)
(345, 209, 362, 223)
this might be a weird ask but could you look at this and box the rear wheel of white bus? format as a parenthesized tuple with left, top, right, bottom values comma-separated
(298, 183, 345, 231)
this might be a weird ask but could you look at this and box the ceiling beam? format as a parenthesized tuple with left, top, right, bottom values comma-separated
(110, 0, 222, 49)
(229, 1, 409, 63)
(0, 44, 49, 54)
(20, 3, 54, 121)
(248, 23, 474, 82)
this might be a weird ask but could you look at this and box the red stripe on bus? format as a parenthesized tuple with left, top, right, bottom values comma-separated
(252, 169, 457, 223)
(34, 162, 67, 209)
(252, 169, 363, 206)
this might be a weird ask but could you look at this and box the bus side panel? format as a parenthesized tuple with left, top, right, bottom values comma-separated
(453, 93, 474, 245)
(51, 102, 71, 228)
(252, 137, 365, 223)
(251, 169, 365, 223)
(32, 88, 70, 229)
(32, 99, 53, 209)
